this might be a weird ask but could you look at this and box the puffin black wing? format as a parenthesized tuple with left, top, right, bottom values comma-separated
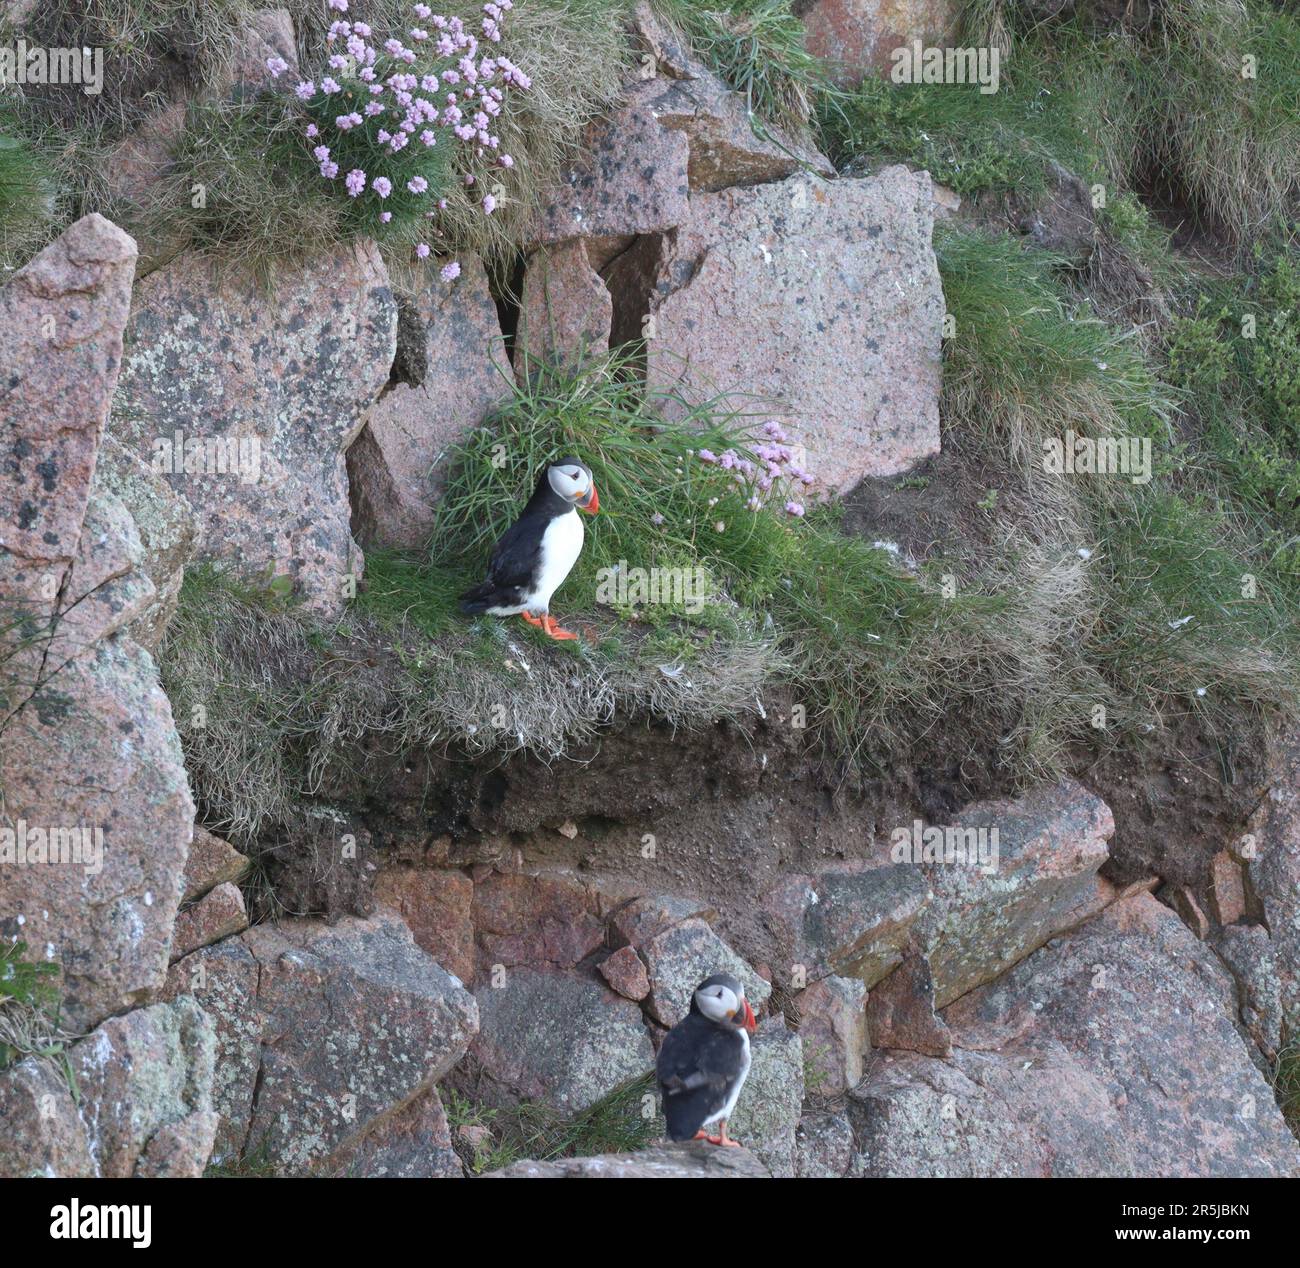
(656, 1013, 746, 1141)
(458, 509, 547, 613)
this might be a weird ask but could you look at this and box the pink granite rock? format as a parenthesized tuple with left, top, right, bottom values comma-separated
(170, 881, 249, 961)
(643, 917, 771, 1026)
(518, 240, 613, 368)
(181, 825, 251, 904)
(798, 0, 960, 87)
(466, 966, 654, 1114)
(598, 944, 651, 1001)
(794, 975, 868, 1093)
(912, 777, 1115, 1007)
(114, 241, 396, 615)
(471, 871, 606, 981)
(0, 637, 195, 1030)
(0, 997, 217, 1178)
(164, 911, 478, 1174)
(0, 213, 138, 708)
(373, 865, 475, 986)
(326, 1087, 463, 1178)
(865, 953, 951, 1057)
(347, 254, 511, 549)
(643, 168, 944, 495)
(862, 893, 1300, 1178)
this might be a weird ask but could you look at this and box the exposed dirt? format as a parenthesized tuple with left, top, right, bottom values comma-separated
(1076, 710, 1272, 897)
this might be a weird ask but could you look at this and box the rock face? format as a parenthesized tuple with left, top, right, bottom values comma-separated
(528, 11, 828, 256)
(794, 975, 868, 1093)
(347, 255, 510, 549)
(0, 213, 138, 699)
(762, 859, 931, 987)
(852, 895, 1300, 1177)
(0, 997, 217, 1178)
(471, 870, 606, 981)
(0, 215, 196, 1033)
(518, 240, 613, 368)
(645, 169, 944, 494)
(914, 777, 1115, 1006)
(373, 866, 475, 986)
(486, 1140, 770, 1178)
(467, 967, 654, 1114)
(643, 917, 772, 1026)
(326, 1087, 463, 1179)
(114, 241, 397, 615)
(89, 436, 198, 650)
(797, 0, 960, 87)
(1, 638, 195, 1029)
(170, 881, 249, 962)
(1245, 727, 1300, 1042)
(728, 1020, 804, 1177)
(162, 911, 478, 1174)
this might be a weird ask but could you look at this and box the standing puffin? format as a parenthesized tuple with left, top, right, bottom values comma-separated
(458, 456, 600, 641)
(656, 973, 758, 1147)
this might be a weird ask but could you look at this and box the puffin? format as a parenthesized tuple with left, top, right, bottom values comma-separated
(458, 456, 600, 641)
(656, 972, 758, 1147)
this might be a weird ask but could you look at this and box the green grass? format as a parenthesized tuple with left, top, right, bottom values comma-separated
(0, 110, 56, 266)
(1163, 245, 1300, 583)
(946, 0, 1300, 247)
(818, 41, 1100, 199)
(1277, 1039, 1300, 1139)
(443, 1076, 659, 1173)
(0, 942, 72, 1077)
(935, 223, 1298, 752)
(428, 351, 1010, 764)
(653, 0, 830, 132)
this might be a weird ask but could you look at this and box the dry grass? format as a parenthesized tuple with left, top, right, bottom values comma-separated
(159, 563, 780, 844)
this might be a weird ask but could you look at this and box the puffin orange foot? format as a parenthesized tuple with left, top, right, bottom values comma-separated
(520, 611, 544, 629)
(541, 615, 578, 641)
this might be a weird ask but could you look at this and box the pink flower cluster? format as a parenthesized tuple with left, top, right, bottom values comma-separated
(694, 421, 815, 517)
(271, 1, 530, 276)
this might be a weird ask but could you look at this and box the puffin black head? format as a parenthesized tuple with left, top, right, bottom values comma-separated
(545, 456, 599, 515)
(689, 972, 757, 1033)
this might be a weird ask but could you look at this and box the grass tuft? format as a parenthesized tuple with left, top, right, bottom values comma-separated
(652, 0, 830, 132)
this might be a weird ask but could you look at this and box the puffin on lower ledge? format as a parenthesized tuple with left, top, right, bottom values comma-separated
(458, 456, 600, 641)
(656, 973, 758, 1148)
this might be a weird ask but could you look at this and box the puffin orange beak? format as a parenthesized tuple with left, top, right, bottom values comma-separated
(578, 483, 599, 515)
(741, 999, 757, 1034)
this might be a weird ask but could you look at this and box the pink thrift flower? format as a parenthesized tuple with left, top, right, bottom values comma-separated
(407, 175, 429, 193)
(305, 123, 319, 138)
(353, 21, 371, 37)
(345, 168, 366, 197)
(266, 55, 289, 77)
(482, 193, 496, 214)
(313, 144, 331, 162)
(416, 243, 431, 259)
(320, 77, 341, 94)
(441, 260, 461, 281)
(380, 210, 393, 223)
(328, 0, 348, 10)
(784, 501, 805, 517)
(295, 80, 316, 100)
(372, 176, 393, 198)
(420, 130, 437, 146)
(697, 449, 718, 464)
(651, 512, 665, 526)
(320, 160, 340, 179)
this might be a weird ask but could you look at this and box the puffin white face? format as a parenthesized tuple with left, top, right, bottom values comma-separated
(546, 461, 600, 514)
(695, 982, 742, 1024)
(693, 977, 757, 1034)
